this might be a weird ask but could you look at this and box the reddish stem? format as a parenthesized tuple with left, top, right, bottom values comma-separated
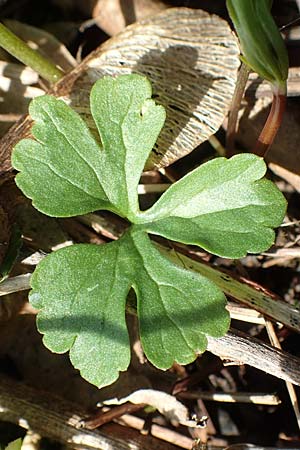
(253, 85, 286, 158)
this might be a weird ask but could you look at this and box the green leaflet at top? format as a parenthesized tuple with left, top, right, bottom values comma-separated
(12, 75, 166, 219)
(226, 0, 288, 88)
(12, 74, 287, 388)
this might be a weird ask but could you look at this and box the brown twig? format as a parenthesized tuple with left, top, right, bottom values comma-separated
(82, 403, 146, 430)
(226, 62, 250, 156)
(115, 413, 194, 449)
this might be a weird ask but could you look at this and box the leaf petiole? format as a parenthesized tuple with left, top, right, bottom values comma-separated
(253, 82, 287, 157)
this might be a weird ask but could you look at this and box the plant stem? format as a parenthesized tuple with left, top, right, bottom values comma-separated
(226, 62, 250, 156)
(0, 22, 64, 84)
(253, 82, 287, 158)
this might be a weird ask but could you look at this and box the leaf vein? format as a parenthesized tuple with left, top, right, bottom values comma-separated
(41, 106, 106, 196)
(26, 154, 104, 203)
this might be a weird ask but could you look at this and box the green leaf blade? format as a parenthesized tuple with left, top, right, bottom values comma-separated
(226, 0, 288, 85)
(29, 226, 230, 384)
(12, 95, 111, 217)
(129, 229, 229, 369)
(30, 242, 132, 388)
(12, 75, 165, 220)
(140, 154, 286, 258)
(90, 74, 166, 218)
(5, 439, 22, 450)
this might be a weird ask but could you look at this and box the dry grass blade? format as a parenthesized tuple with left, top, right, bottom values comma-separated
(0, 273, 31, 295)
(160, 245, 300, 334)
(265, 319, 300, 431)
(226, 303, 265, 324)
(207, 328, 300, 386)
(179, 391, 282, 405)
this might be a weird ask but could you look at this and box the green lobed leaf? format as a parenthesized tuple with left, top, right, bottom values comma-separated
(137, 154, 287, 258)
(29, 226, 229, 387)
(30, 239, 133, 388)
(90, 75, 166, 219)
(129, 228, 229, 369)
(12, 74, 166, 219)
(12, 95, 111, 217)
(12, 74, 287, 388)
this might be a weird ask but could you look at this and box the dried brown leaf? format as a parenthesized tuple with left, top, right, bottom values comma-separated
(103, 389, 201, 427)
(92, 0, 168, 36)
(68, 7, 240, 168)
(0, 8, 239, 172)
